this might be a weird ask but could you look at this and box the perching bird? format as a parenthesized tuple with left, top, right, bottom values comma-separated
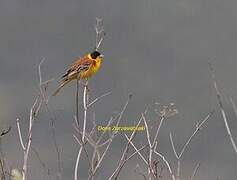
(52, 50, 103, 96)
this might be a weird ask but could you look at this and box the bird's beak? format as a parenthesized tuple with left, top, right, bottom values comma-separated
(100, 54, 104, 58)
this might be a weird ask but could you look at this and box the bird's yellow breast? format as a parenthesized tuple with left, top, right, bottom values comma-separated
(80, 59, 101, 79)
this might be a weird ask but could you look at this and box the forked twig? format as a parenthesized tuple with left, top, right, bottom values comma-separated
(16, 96, 42, 180)
(170, 110, 214, 180)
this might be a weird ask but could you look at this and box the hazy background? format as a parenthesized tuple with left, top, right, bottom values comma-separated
(1, 0, 237, 179)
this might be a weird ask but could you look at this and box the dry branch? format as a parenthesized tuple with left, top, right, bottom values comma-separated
(209, 62, 237, 155)
(169, 110, 214, 180)
(38, 58, 61, 179)
(16, 96, 42, 180)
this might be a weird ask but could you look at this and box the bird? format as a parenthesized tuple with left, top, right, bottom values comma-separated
(52, 50, 103, 96)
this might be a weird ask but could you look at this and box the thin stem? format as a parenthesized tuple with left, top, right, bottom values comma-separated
(76, 79, 80, 127)
(82, 81, 88, 142)
(124, 134, 148, 166)
(153, 150, 176, 180)
(20, 96, 41, 180)
(108, 115, 143, 180)
(190, 162, 200, 180)
(74, 146, 83, 180)
(169, 133, 179, 159)
(176, 160, 180, 180)
(169, 111, 213, 180)
(152, 116, 165, 147)
(87, 91, 111, 108)
(179, 112, 211, 158)
(114, 145, 148, 180)
(16, 118, 26, 151)
(142, 113, 153, 180)
(95, 17, 105, 50)
(209, 62, 237, 155)
(38, 60, 61, 179)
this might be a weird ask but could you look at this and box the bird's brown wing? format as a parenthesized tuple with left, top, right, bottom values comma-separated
(61, 56, 94, 80)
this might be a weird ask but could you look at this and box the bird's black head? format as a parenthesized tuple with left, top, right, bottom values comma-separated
(90, 51, 101, 59)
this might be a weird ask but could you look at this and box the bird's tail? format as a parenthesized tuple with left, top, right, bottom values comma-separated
(52, 79, 70, 96)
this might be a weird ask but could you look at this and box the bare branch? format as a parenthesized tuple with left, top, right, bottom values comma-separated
(169, 132, 179, 159)
(16, 118, 26, 151)
(108, 114, 144, 180)
(152, 116, 165, 147)
(82, 81, 89, 142)
(209, 62, 237, 155)
(153, 150, 176, 180)
(125, 134, 148, 165)
(16, 95, 42, 180)
(38, 58, 45, 85)
(169, 110, 213, 180)
(190, 162, 200, 180)
(95, 18, 105, 50)
(113, 144, 148, 180)
(31, 146, 51, 179)
(87, 91, 111, 108)
(179, 112, 212, 158)
(75, 79, 80, 128)
(230, 97, 237, 117)
(74, 146, 83, 180)
(38, 59, 62, 179)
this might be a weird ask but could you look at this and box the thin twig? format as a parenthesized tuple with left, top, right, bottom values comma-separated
(74, 80, 92, 180)
(124, 134, 148, 166)
(169, 110, 213, 180)
(169, 133, 179, 159)
(114, 144, 149, 180)
(76, 79, 80, 127)
(89, 97, 132, 179)
(190, 162, 200, 180)
(87, 91, 111, 108)
(176, 160, 180, 180)
(38, 59, 62, 179)
(82, 80, 88, 142)
(74, 146, 83, 180)
(178, 110, 214, 158)
(95, 17, 105, 50)
(142, 113, 153, 180)
(152, 116, 165, 147)
(16, 96, 41, 180)
(153, 150, 176, 180)
(209, 62, 237, 155)
(108, 114, 144, 180)
(31, 147, 51, 180)
(16, 118, 26, 151)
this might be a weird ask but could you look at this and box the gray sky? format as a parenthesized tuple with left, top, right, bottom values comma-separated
(1, 0, 237, 179)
